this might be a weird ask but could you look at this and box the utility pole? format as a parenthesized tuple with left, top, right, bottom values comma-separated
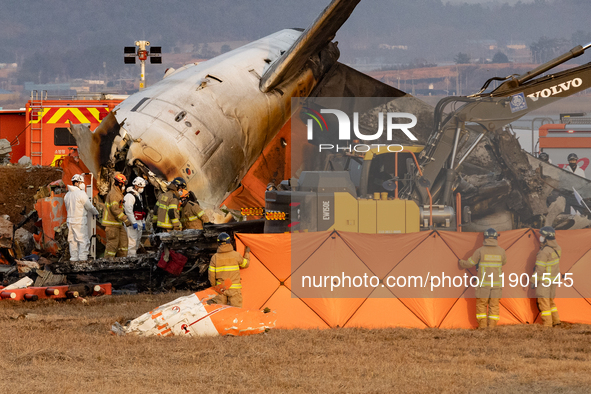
(124, 41, 162, 90)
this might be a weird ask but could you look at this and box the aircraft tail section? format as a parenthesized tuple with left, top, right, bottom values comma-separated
(259, 0, 361, 93)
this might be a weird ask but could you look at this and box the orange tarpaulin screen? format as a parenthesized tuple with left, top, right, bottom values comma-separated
(236, 229, 591, 329)
(34, 193, 66, 255)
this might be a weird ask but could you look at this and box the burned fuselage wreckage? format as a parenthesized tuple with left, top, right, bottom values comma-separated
(62, 0, 591, 291)
(70, 0, 368, 210)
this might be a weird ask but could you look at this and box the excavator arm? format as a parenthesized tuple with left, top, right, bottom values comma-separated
(413, 43, 591, 208)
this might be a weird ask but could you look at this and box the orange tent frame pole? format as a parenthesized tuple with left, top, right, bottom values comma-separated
(455, 192, 462, 232)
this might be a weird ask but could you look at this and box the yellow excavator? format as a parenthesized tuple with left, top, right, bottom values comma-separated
(265, 144, 453, 234)
(265, 42, 591, 234)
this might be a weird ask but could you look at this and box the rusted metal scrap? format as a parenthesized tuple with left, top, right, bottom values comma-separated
(52, 253, 170, 292)
(487, 128, 549, 221)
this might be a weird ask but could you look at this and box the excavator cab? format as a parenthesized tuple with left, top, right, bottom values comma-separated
(323, 153, 364, 191)
(264, 145, 437, 234)
(320, 145, 424, 199)
(358, 146, 424, 198)
(366, 151, 417, 198)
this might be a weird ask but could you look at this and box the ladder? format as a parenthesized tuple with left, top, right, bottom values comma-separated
(29, 90, 46, 165)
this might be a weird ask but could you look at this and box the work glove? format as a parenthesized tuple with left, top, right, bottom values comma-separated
(142, 223, 146, 231)
(132, 223, 139, 230)
(245, 246, 251, 254)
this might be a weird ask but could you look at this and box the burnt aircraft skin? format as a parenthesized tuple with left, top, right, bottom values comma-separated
(71, 0, 361, 208)
(73, 30, 317, 205)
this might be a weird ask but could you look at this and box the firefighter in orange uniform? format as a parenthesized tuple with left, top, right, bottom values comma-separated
(209, 232, 250, 308)
(179, 190, 209, 230)
(155, 177, 185, 232)
(103, 173, 132, 258)
(459, 228, 507, 329)
(533, 226, 562, 327)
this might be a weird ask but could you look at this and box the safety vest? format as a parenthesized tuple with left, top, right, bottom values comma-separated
(208, 243, 249, 289)
(463, 239, 507, 288)
(533, 240, 562, 298)
(125, 190, 146, 220)
(103, 187, 131, 227)
(156, 190, 180, 229)
(181, 201, 208, 230)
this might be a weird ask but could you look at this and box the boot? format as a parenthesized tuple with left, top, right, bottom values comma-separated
(541, 315, 553, 327)
(478, 318, 487, 329)
(488, 319, 497, 328)
(552, 311, 561, 327)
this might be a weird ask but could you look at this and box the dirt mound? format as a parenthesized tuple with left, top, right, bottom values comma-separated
(0, 165, 63, 228)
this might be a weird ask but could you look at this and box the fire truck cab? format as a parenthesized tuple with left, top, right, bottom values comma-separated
(539, 113, 591, 176)
(23, 91, 124, 166)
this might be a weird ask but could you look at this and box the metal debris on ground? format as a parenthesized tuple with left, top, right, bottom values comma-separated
(112, 280, 276, 337)
(0, 281, 111, 301)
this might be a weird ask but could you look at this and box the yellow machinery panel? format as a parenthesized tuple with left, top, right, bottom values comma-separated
(331, 194, 421, 234)
(332, 192, 359, 232)
(405, 200, 420, 233)
(377, 199, 407, 234)
(358, 199, 377, 234)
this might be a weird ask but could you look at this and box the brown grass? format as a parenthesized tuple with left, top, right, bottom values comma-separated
(1, 293, 590, 394)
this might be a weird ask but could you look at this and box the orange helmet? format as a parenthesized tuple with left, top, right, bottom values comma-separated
(114, 173, 127, 184)
(179, 189, 190, 199)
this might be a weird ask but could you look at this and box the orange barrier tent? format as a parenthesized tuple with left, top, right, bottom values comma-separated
(34, 192, 66, 255)
(236, 229, 591, 329)
(34, 155, 104, 255)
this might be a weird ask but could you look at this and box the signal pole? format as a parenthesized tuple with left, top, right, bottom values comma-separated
(124, 41, 162, 90)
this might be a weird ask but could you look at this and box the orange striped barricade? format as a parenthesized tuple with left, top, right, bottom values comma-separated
(117, 279, 276, 337)
(0, 283, 112, 301)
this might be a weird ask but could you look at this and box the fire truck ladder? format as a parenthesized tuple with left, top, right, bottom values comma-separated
(29, 90, 46, 165)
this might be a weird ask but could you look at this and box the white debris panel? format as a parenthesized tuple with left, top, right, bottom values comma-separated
(113, 280, 276, 337)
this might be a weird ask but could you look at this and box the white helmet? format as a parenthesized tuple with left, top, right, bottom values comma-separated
(71, 174, 84, 183)
(132, 177, 148, 187)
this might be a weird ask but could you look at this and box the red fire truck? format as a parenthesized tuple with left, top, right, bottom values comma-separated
(538, 113, 591, 175)
(0, 92, 124, 165)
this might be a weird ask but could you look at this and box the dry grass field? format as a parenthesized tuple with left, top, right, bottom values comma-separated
(1, 293, 590, 394)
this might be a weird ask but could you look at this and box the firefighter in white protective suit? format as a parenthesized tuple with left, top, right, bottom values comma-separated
(64, 174, 99, 261)
(123, 177, 148, 256)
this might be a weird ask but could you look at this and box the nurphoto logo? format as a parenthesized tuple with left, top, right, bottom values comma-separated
(305, 107, 418, 153)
